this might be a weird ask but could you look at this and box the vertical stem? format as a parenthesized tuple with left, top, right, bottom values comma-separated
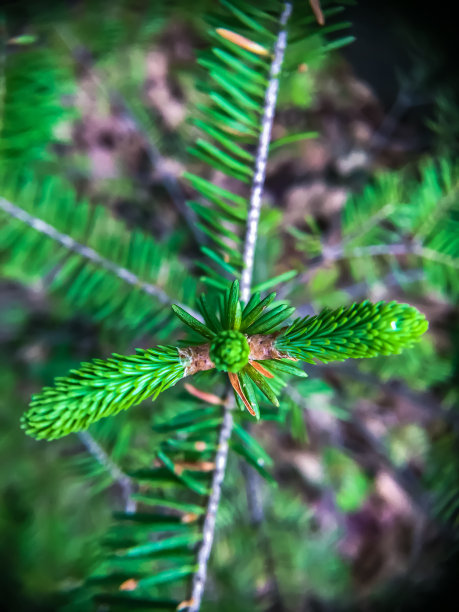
(188, 404, 233, 612)
(240, 1, 292, 303)
(188, 4, 292, 610)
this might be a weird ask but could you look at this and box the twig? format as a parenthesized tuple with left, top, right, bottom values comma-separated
(78, 431, 136, 513)
(341, 269, 425, 300)
(278, 239, 422, 299)
(188, 5, 292, 610)
(240, 2, 292, 304)
(188, 402, 233, 612)
(0, 196, 199, 316)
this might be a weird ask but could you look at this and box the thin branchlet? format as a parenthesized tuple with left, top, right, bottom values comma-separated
(0, 196, 199, 316)
(188, 5, 292, 611)
(240, 2, 292, 304)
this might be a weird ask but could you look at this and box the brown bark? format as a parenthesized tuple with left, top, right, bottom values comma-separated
(179, 332, 288, 377)
(178, 345, 214, 376)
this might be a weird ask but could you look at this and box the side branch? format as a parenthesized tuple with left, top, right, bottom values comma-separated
(187, 5, 292, 610)
(279, 240, 423, 298)
(240, 2, 292, 303)
(0, 197, 197, 314)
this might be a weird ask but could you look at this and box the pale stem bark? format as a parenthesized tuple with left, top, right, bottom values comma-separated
(278, 240, 424, 299)
(0, 197, 198, 316)
(188, 4, 292, 611)
(187, 403, 233, 612)
(240, 2, 292, 304)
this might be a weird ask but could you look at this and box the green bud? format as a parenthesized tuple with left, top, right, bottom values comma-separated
(209, 330, 250, 373)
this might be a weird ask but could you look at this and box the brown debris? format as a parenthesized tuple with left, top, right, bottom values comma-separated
(119, 578, 138, 591)
(184, 383, 225, 405)
(177, 600, 195, 611)
(215, 28, 269, 56)
(249, 360, 275, 378)
(181, 512, 199, 524)
(228, 372, 256, 416)
(174, 461, 215, 475)
(309, 0, 325, 26)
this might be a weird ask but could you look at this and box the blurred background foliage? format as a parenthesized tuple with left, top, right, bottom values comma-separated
(1, 0, 459, 610)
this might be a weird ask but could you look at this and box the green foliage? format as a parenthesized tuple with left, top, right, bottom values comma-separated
(175, 280, 293, 339)
(323, 447, 371, 512)
(22, 274, 428, 441)
(0, 46, 75, 166)
(18, 247, 429, 437)
(209, 330, 250, 372)
(1, 0, 456, 609)
(276, 301, 428, 363)
(184, 0, 274, 286)
(22, 346, 184, 440)
(341, 159, 459, 299)
(385, 424, 429, 468)
(0, 171, 196, 340)
(84, 395, 279, 608)
(185, 0, 348, 288)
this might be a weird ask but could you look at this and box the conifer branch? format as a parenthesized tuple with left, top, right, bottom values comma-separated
(240, 1, 292, 303)
(276, 301, 428, 363)
(0, 196, 197, 314)
(22, 345, 185, 440)
(281, 239, 459, 298)
(78, 431, 136, 513)
(279, 240, 424, 298)
(189, 5, 292, 610)
(188, 399, 233, 612)
(342, 269, 425, 300)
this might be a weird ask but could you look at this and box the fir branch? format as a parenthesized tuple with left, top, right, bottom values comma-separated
(22, 346, 185, 440)
(188, 5, 292, 610)
(283, 240, 419, 292)
(240, 1, 292, 303)
(0, 197, 169, 301)
(0, 196, 198, 316)
(78, 431, 136, 513)
(188, 398, 233, 612)
(276, 301, 428, 363)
